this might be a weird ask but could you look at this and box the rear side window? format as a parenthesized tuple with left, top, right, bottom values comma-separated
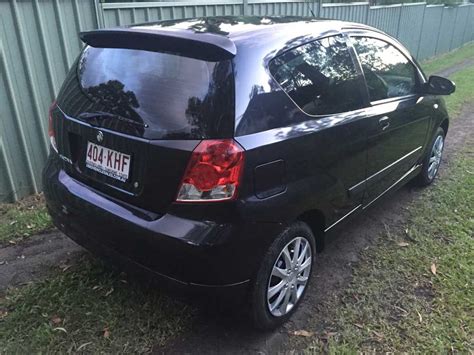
(77, 46, 234, 139)
(351, 37, 418, 102)
(269, 35, 365, 116)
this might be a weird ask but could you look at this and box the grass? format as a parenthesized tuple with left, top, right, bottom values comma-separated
(305, 59, 474, 353)
(0, 256, 195, 353)
(0, 194, 53, 245)
(442, 64, 474, 117)
(420, 42, 474, 117)
(421, 43, 474, 76)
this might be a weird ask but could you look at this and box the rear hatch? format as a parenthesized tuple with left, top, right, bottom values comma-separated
(52, 29, 235, 214)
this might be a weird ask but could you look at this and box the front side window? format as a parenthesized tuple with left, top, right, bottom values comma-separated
(351, 37, 418, 102)
(269, 35, 365, 116)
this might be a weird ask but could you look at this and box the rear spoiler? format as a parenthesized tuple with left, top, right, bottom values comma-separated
(80, 28, 237, 62)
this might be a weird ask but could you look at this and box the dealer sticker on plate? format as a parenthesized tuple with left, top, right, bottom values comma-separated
(85, 142, 131, 182)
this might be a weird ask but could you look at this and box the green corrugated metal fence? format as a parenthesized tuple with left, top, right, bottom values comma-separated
(322, 2, 369, 22)
(1, 0, 473, 202)
(0, 0, 99, 202)
(367, 4, 401, 37)
(417, 5, 443, 59)
(99, 0, 320, 26)
(397, 3, 425, 55)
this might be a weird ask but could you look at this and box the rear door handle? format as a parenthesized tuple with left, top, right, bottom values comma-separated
(379, 116, 390, 131)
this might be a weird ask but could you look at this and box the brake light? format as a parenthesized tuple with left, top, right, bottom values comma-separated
(176, 139, 245, 202)
(48, 100, 58, 153)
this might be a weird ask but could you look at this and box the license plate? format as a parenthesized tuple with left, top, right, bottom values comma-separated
(85, 142, 131, 182)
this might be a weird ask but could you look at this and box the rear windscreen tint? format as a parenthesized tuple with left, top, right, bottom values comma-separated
(77, 46, 234, 139)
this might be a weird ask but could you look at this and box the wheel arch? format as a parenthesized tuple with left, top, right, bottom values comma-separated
(297, 209, 326, 252)
(440, 117, 449, 135)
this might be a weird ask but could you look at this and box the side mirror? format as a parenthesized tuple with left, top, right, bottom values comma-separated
(424, 75, 455, 95)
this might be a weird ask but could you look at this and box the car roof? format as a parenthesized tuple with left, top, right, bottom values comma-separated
(81, 16, 383, 61)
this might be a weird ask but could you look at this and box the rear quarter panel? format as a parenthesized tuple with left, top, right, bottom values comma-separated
(232, 30, 370, 229)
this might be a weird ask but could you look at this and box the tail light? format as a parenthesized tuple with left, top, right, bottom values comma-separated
(48, 100, 58, 153)
(176, 139, 245, 202)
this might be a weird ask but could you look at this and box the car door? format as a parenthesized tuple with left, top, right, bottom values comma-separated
(246, 34, 371, 227)
(349, 34, 432, 204)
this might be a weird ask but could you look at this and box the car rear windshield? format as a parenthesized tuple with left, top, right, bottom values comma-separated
(77, 46, 234, 139)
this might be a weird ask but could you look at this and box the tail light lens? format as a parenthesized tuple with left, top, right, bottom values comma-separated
(176, 139, 245, 202)
(48, 100, 58, 153)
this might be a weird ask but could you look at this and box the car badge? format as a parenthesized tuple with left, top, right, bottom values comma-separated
(97, 131, 104, 143)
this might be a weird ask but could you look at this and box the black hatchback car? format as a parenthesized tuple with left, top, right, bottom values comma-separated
(43, 16, 455, 329)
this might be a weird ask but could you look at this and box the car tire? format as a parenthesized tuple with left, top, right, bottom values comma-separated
(414, 127, 445, 187)
(250, 221, 316, 330)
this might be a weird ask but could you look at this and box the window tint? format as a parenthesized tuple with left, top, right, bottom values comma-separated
(269, 36, 364, 116)
(77, 46, 234, 139)
(352, 37, 418, 102)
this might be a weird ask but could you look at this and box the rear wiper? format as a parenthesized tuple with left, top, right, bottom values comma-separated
(78, 111, 149, 128)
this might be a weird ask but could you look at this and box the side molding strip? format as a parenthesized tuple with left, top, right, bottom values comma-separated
(324, 204, 362, 233)
(349, 146, 423, 193)
(363, 164, 422, 210)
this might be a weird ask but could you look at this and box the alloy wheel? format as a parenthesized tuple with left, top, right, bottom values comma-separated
(267, 237, 312, 317)
(428, 135, 444, 180)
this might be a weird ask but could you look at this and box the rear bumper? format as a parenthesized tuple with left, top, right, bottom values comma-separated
(43, 154, 282, 291)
